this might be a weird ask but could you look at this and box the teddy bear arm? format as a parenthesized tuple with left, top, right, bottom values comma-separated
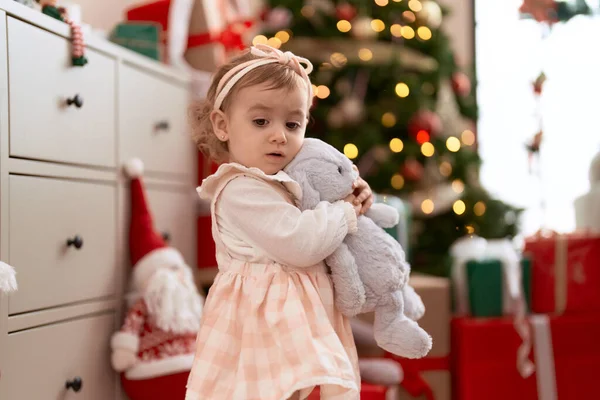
(326, 242, 367, 317)
(364, 203, 400, 228)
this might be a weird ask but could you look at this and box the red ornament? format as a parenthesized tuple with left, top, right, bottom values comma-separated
(336, 3, 358, 21)
(519, 0, 558, 24)
(408, 110, 442, 138)
(451, 72, 471, 97)
(402, 159, 424, 181)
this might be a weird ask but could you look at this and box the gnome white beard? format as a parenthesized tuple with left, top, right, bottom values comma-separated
(143, 267, 203, 334)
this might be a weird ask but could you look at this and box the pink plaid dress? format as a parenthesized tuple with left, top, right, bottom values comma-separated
(186, 164, 360, 400)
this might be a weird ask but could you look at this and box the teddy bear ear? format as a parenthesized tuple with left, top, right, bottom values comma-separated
(292, 167, 321, 210)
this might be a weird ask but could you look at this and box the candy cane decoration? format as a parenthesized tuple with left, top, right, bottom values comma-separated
(36, 1, 88, 66)
(65, 17, 88, 66)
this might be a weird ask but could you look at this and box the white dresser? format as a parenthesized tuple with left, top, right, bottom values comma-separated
(0, 1, 199, 399)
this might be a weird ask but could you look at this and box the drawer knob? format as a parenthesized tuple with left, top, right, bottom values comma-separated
(155, 120, 170, 132)
(65, 376, 83, 392)
(66, 94, 84, 108)
(66, 235, 84, 250)
(161, 231, 171, 243)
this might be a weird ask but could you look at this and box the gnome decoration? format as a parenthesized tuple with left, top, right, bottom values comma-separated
(0, 262, 18, 294)
(110, 158, 204, 400)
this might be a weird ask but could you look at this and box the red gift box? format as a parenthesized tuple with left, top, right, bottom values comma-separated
(306, 383, 389, 400)
(524, 233, 600, 314)
(197, 215, 216, 269)
(452, 314, 600, 400)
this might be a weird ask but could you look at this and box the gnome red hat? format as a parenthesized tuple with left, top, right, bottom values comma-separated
(125, 159, 185, 290)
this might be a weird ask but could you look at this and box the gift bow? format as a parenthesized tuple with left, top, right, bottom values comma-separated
(450, 236, 535, 379)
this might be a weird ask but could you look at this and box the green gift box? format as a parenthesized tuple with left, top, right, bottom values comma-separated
(373, 193, 412, 256)
(462, 257, 532, 317)
(450, 236, 532, 318)
(109, 22, 163, 61)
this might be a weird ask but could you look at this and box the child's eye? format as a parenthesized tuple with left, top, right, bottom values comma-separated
(286, 122, 301, 130)
(253, 119, 268, 126)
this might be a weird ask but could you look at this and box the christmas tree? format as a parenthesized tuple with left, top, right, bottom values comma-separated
(258, 0, 522, 275)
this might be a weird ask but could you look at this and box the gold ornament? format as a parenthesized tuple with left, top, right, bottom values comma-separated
(416, 1, 443, 29)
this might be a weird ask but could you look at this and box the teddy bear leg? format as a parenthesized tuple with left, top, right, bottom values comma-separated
(373, 291, 432, 359)
(402, 284, 425, 321)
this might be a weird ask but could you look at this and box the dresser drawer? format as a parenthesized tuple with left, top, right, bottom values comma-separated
(0, 313, 116, 399)
(7, 17, 116, 167)
(119, 64, 195, 177)
(8, 175, 117, 314)
(146, 185, 196, 268)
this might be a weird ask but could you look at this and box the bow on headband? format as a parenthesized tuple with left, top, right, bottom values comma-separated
(214, 44, 314, 111)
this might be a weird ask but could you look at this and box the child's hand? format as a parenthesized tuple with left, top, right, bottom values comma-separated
(352, 165, 374, 215)
(344, 194, 362, 217)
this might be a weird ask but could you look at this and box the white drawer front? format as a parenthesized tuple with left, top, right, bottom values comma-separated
(146, 185, 197, 269)
(9, 175, 117, 314)
(119, 64, 195, 177)
(7, 17, 116, 167)
(0, 313, 116, 399)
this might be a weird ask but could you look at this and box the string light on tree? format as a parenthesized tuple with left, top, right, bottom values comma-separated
(395, 82, 410, 97)
(446, 136, 461, 152)
(390, 24, 403, 37)
(371, 19, 386, 32)
(337, 20, 352, 33)
(316, 85, 330, 99)
(421, 142, 435, 157)
(421, 199, 434, 214)
(416, 130, 430, 144)
(391, 174, 405, 189)
(461, 129, 475, 146)
(452, 179, 465, 193)
(408, 0, 423, 12)
(311, 84, 319, 97)
(402, 26, 416, 39)
(252, 35, 268, 45)
(416, 0, 443, 28)
(301, 5, 315, 18)
(389, 138, 404, 152)
(375, 0, 389, 6)
(453, 200, 466, 215)
(382, 112, 397, 127)
(474, 201, 486, 216)
(267, 37, 282, 49)
(465, 225, 475, 234)
(439, 161, 452, 177)
(417, 26, 432, 40)
(330, 52, 348, 67)
(359, 48, 373, 61)
(275, 31, 291, 43)
(344, 143, 359, 159)
(402, 11, 416, 22)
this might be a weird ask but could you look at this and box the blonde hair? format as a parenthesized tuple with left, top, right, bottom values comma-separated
(190, 49, 312, 164)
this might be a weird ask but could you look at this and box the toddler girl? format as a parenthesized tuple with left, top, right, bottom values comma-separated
(185, 44, 373, 400)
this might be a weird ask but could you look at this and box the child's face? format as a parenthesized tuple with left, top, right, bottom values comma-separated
(213, 80, 309, 175)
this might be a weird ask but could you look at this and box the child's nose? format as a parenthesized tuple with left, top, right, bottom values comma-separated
(270, 127, 287, 143)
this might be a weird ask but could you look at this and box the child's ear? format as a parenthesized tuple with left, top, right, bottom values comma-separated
(210, 110, 228, 141)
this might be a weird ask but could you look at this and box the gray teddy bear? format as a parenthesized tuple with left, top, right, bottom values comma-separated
(285, 138, 432, 359)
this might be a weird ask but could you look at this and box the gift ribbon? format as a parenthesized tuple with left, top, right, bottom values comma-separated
(554, 234, 568, 314)
(187, 20, 254, 52)
(450, 236, 535, 379)
(530, 314, 558, 400)
(384, 353, 449, 400)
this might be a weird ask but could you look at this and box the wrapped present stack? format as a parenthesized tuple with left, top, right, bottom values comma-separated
(109, 22, 164, 61)
(124, 0, 259, 73)
(354, 274, 452, 400)
(449, 232, 600, 400)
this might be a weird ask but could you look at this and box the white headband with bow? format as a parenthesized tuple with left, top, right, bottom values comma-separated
(213, 44, 314, 111)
